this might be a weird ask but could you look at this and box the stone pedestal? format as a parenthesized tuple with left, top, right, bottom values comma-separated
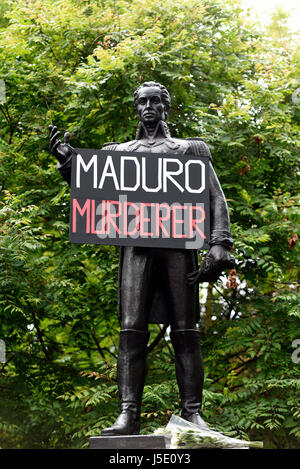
(89, 434, 172, 449)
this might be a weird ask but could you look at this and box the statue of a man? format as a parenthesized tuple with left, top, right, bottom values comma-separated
(49, 81, 234, 436)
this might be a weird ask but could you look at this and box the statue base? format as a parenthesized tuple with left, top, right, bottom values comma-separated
(89, 434, 172, 449)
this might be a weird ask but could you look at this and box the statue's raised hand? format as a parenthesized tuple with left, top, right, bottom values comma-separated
(49, 125, 75, 165)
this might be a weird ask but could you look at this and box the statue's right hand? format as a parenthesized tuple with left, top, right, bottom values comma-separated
(49, 125, 73, 165)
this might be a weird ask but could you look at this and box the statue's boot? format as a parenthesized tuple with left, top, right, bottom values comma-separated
(101, 329, 149, 436)
(170, 329, 209, 428)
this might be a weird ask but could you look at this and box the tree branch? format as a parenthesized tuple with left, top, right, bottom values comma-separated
(91, 329, 107, 361)
(31, 310, 51, 361)
(147, 324, 168, 354)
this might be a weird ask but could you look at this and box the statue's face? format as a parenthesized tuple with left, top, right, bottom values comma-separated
(136, 86, 166, 123)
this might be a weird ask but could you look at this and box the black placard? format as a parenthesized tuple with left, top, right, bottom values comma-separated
(69, 149, 210, 249)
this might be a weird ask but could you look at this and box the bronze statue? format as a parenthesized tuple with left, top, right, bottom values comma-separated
(49, 81, 234, 436)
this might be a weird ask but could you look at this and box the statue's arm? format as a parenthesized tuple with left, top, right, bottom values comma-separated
(55, 154, 73, 186)
(186, 140, 235, 284)
(49, 126, 120, 186)
(185, 138, 232, 242)
(208, 161, 233, 248)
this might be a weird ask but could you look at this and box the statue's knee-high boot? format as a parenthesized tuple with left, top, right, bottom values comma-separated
(101, 329, 149, 436)
(170, 329, 206, 425)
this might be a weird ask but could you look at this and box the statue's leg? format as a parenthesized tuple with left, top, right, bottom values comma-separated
(162, 249, 207, 426)
(101, 329, 150, 436)
(170, 329, 208, 426)
(101, 247, 152, 436)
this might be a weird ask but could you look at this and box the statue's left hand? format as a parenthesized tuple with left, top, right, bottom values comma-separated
(49, 125, 75, 165)
(186, 245, 235, 285)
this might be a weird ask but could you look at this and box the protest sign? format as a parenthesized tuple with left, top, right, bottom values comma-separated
(69, 149, 210, 249)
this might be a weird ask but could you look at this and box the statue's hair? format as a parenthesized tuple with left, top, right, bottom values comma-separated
(134, 81, 171, 117)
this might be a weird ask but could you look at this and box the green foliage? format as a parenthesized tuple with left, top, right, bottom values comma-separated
(0, 0, 299, 449)
(265, 5, 294, 46)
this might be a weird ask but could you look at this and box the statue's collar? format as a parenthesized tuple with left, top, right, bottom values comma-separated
(136, 120, 171, 140)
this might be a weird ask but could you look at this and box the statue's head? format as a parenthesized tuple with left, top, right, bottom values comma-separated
(134, 81, 171, 124)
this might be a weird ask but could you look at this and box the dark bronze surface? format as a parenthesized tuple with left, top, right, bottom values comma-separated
(89, 434, 172, 449)
(49, 81, 235, 436)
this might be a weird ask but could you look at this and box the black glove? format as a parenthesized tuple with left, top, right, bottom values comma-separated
(187, 246, 235, 285)
(49, 125, 76, 164)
